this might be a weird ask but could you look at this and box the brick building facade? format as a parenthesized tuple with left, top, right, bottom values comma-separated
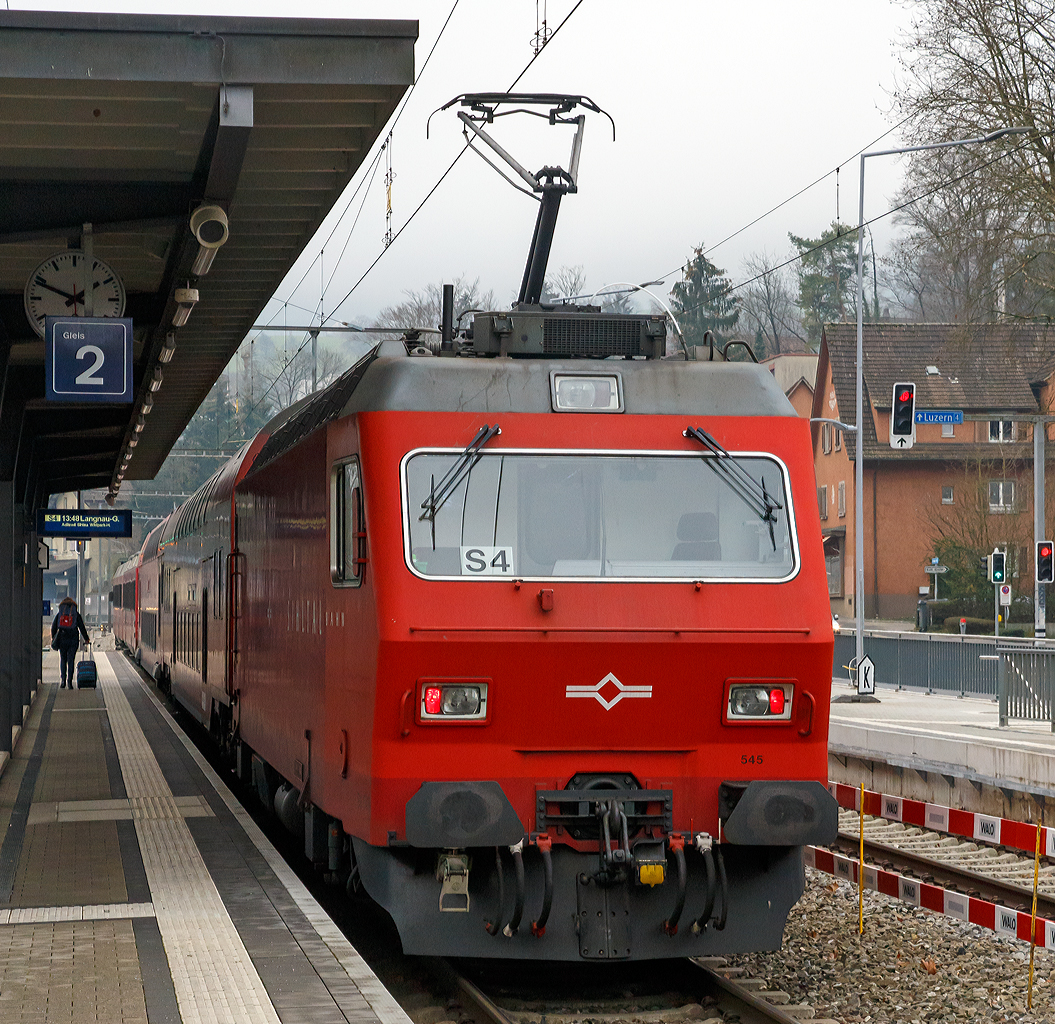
(811, 323, 1055, 621)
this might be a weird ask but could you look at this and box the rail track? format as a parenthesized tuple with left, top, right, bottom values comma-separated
(139, 652, 841, 1024)
(835, 809, 1055, 916)
(427, 954, 839, 1024)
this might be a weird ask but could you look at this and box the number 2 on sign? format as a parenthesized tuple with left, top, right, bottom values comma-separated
(460, 546, 515, 576)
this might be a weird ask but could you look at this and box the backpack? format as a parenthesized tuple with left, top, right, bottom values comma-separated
(58, 609, 74, 629)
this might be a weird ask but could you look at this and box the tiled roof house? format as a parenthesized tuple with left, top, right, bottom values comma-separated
(811, 322, 1055, 620)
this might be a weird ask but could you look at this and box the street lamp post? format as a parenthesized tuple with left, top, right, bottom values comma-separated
(853, 127, 1030, 672)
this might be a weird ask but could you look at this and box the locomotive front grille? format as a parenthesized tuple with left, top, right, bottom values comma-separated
(542, 317, 642, 357)
(536, 787, 672, 839)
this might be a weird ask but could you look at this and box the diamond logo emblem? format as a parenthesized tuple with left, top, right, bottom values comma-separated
(566, 672, 652, 710)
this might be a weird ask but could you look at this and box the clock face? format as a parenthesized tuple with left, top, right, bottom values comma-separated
(23, 250, 126, 338)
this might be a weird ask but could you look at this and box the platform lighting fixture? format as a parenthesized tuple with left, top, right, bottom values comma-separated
(172, 287, 199, 327)
(189, 205, 230, 277)
(127, 436, 138, 449)
(134, 416, 145, 432)
(158, 333, 177, 364)
(141, 394, 154, 414)
(105, 492, 116, 507)
(149, 367, 164, 392)
(852, 126, 1031, 672)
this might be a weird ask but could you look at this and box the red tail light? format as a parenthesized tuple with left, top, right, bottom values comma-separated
(424, 686, 443, 715)
(769, 688, 785, 714)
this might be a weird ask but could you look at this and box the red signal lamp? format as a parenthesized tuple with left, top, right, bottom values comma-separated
(769, 688, 785, 714)
(424, 686, 443, 715)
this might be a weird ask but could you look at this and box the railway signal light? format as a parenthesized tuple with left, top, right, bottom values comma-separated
(889, 382, 916, 450)
(988, 549, 1006, 584)
(1038, 541, 1054, 584)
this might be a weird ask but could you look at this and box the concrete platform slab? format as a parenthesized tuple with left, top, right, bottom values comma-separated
(0, 650, 411, 1024)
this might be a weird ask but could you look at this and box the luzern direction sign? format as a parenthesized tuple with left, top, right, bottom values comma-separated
(36, 509, 132, 538)
(915, 409, 964, 425)
(45, 316, 133, 403)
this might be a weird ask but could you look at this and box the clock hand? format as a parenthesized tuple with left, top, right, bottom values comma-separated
(68, 281, 102, 306)
(37, 282, 79, 302)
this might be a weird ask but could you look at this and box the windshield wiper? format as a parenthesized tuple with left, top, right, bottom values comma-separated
(684, 426, 783, 550)
(419, 425, 501, 534)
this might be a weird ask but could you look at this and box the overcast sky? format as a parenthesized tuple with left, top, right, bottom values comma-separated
(11, 0, 916, 331)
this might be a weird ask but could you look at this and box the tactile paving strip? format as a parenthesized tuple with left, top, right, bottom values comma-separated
(97, 655, 282, 1024)
(124, 657, 414, 1024)
(0, 902, 155, 924)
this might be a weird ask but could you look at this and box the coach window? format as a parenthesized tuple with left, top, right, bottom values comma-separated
(331, 457, 365, 586)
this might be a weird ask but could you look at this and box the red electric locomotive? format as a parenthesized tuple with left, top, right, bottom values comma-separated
(128, 93, 838, 961)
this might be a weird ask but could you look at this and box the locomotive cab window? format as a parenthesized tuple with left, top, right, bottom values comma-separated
(331, 457, 366, 586)
(403, 449, 797, 582)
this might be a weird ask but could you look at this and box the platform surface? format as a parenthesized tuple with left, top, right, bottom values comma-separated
(0, 649, 411, 1024)
(829, 679, 1055, 795)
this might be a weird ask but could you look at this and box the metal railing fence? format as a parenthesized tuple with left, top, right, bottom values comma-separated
(998, 645, 1055, 730)
(833, 629, 1005, 697)
(834, 629, 1055, 727)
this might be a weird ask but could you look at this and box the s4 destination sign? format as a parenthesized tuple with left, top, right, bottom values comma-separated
(37, 509, 132, 538)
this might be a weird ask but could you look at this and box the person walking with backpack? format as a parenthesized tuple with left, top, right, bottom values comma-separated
(51, 596, 90, 689)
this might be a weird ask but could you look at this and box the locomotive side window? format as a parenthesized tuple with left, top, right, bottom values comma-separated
(331, 457, 366, 587)
(404, 450, 797, 582)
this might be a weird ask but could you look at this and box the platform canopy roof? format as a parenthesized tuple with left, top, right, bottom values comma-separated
(0, 10, 417, 504)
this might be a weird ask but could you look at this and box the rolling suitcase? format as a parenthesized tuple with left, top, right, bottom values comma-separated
(76, 642, 97, 689)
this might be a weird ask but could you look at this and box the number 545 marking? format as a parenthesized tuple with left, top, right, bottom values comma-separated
(460, 546, 515, 576)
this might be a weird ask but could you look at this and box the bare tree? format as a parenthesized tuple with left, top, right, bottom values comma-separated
(893, 0, 1055, 312)
(885, 146, 1026, 321)
(258, 340, 346, 416)
(541, 264, 587, 303)
(375, 277, 497, 331)
(739, 251, 807, 355)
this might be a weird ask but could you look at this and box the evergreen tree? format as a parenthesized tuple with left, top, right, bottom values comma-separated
(669, 245, 740, 349)
(788, 221, 867, 348)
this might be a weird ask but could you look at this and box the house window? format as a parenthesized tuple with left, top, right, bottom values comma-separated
(823, 535, 842, 596)
(817, 485, 828, 521)
(834, 428, 842, 451)
(822, 423, 832, 454)
(990, 420, 1016, 442)
(837, 481, 846, 518)
(942, 422, 954, 437)
(942, 486, 954, 505)
(989, 480, 1015, 513)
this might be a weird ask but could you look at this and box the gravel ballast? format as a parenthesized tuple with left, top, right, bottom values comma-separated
(725, 867, 1055, 1023)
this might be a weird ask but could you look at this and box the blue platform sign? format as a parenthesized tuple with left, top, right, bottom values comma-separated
(915, 409, 964, 425)
(45, 316, 133, 403)
(36, 509, 133, 538)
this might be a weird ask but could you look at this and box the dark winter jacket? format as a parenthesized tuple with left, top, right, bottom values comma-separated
(51, 601, 90, 649)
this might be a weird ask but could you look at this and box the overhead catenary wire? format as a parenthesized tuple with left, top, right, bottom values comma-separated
(671, 135, 1037, 323)
(229, 1, 589, 434)
(242, 0, 464, 349)
(653, 114, 913, 288)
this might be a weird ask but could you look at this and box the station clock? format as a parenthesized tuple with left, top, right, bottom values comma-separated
(23, 250, 126, 338)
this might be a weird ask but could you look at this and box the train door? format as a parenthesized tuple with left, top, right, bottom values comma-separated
(201, 588, 209, 688)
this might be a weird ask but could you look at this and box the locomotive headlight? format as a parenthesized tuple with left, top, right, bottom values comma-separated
(550, 373, 624, 412)
(730, 687, 770, 717)
(419, 680, 490, 722)
(726, 682, 794, 722)
(441, 686, 480, 715)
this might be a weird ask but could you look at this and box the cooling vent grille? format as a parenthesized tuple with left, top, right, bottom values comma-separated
(542, 317, 642, 357)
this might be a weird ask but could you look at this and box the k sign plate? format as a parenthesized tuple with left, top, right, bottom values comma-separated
(45, 316, 133, 403)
